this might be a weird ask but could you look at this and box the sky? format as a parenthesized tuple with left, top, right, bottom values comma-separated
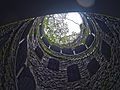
(64, 12, 83, 35)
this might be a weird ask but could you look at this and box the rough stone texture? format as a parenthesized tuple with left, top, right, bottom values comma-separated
(27, 14, 120, 90)
(0, 13, 120, 90)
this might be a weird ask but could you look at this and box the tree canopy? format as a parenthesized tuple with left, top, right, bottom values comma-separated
(42, 12, 82, 46)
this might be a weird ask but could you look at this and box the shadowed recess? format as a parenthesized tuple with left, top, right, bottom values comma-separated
(17, 67, 36, 90)
(42, 37, 50, 47)
(50, 45, 61, 53)
(62, 48, 74, 55)
(35, 46, 44, 60)
(101, 40, 111, 61)
(18, 76, 36, 90)
(85, 34, 94, 47)
(47, 58, 59, 71)
(74, 45, 87, 54)
(16, 39, 27, 74)
(39, 25, 43, 36)
(87, 58, 100, 76)
(67, 64, 81, 82)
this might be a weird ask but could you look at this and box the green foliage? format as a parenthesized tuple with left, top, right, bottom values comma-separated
(81, 38, 86, 44)
(42, 13, 81, 47)
(43, 16, 48, 28)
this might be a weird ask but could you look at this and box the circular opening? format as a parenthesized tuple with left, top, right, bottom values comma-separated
(42, 12, 83, 46)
